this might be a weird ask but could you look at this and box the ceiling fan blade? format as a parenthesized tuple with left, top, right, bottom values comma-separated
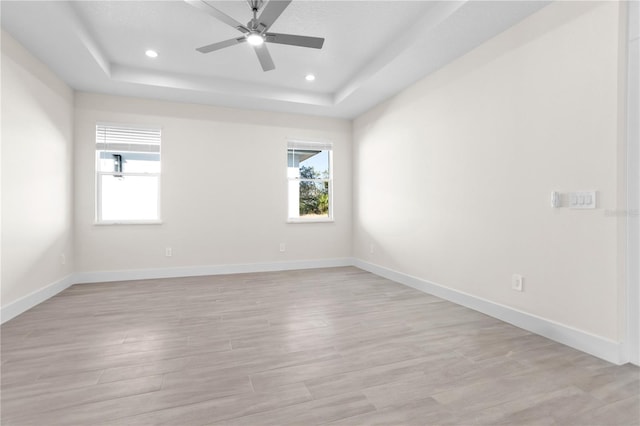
(253, 44, 275, 71)
(265, 33, 324, 49)
(257, 0, 292, 31)
(184, 0, 249, 33)
(196, 37, 246, 53)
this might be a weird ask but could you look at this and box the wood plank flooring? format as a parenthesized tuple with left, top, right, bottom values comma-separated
(1, 267, 639, 425)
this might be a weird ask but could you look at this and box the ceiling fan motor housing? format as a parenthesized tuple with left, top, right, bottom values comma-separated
(248, 0, 264, 14)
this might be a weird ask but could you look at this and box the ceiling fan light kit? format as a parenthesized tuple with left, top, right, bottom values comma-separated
(185, 0, 325, 72)
(246, 32, 265, 46)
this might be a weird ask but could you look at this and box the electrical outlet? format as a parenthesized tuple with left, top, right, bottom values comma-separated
(369, 243, 375, 254)
(512, 274, 524, 292)
(279, 243, 286, 252)
(165, 247, 172, 257)
(60, 253, 66, 265)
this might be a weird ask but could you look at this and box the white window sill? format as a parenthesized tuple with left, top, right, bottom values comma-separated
(94, 220, 163, 226)
(287, 218, 334, 224)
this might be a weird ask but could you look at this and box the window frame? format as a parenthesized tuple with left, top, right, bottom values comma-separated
(95, 123, 163, 225)
(287, 140, 334, 224)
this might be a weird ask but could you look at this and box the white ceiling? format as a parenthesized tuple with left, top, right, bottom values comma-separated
(1, 0, 550, 119)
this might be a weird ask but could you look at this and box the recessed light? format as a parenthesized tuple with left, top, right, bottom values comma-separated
(305, 74, 316, 81)
(145, 50, 158, 58)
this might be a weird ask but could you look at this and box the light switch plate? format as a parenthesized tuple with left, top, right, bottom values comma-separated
(569, 191, 596, 209)
(512, 274, 523, 292)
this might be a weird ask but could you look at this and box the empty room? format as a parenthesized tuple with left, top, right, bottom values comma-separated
(1, 0, 639, 424)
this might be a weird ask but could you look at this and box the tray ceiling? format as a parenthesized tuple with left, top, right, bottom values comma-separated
(1, 1, 549, 118)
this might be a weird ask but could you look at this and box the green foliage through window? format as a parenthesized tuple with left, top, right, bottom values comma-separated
(287, 143, 332, 221)
(299, 165, 329, 216)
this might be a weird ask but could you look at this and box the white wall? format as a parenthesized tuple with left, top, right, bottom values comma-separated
(74, 93, 351, 275)
(1, 31, 75, 309)
(353, 2, 626, 341)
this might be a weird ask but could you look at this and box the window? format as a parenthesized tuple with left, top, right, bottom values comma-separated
(96, 124, 161, 223)
(287, 140, 333, 222)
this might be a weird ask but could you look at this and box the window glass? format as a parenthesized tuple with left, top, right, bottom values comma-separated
(287, 142, 332, 221)
(98, 152, 160, 174)
(99, 175, 159, 221)
(96, 124, 161, 223)
(298, 181, 330, 218)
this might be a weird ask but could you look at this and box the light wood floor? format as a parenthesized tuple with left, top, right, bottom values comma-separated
(1, 267, 638, 425)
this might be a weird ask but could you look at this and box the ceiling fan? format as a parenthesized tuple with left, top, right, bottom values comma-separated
(185, 0, 325, 72)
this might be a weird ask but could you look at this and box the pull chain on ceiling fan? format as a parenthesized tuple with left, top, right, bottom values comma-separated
(185, 0, 325, 72)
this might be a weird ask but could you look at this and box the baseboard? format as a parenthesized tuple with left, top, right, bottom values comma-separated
(1, 258, 353, 324)
(1, 258, 626, 366)
(73, 257, 354, 284)
(1, 274, 75, 324)
(353, 259, 626, 365)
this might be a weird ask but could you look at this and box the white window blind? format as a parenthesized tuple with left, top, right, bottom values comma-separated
(287, 140, 333, 151)
(96, 124, 161, 155)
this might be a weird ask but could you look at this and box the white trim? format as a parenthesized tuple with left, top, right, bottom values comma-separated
(73, 258, 353, 284)
(95, 122, 162, 224)
(626, 0, 640, 366)
(1, 258, 627, 366)
(287, 219, 335, 224)
(1, 274, 75, 324)
(287, 141, 334, 222)
(94, 221, 163, 226)
(353, 259, 626, 365)
(0, 259, 352, 324)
